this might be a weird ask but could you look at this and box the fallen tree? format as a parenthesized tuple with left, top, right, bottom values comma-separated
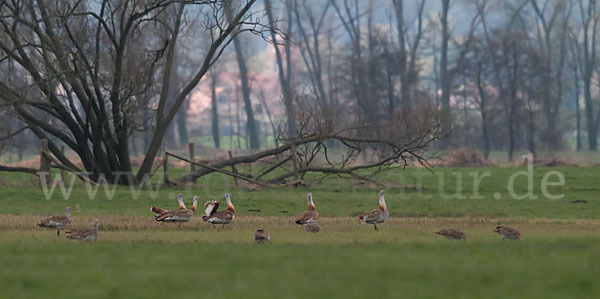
(173, 98, 441, 186)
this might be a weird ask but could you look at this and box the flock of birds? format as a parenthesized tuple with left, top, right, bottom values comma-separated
(34, 190, 522, 242)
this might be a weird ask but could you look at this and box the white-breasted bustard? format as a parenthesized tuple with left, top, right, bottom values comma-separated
(203, 193, 235, 228)
(295, 193, 318, 225)
(359, 190, 389, 231)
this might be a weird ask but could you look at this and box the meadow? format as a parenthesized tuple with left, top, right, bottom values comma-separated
(0, 166, 599, 298)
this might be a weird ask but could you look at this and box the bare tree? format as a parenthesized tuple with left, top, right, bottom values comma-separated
(225, 0, 260, 149)
(210, 67, 221, 149)
(438, 0, 478, 149)
(265, 0, 296, 137)
(529, 0, 572, 150)
(573, 0, 598, 150)
(391, 0, 426, 108)
(177, 94, 442, 185)
(0, 0, 263, 184)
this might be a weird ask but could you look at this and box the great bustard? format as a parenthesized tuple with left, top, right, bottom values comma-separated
(295, 193, 318, 225)
(359, 190, 389, 231)
(302, 218, 321, 233)
(35, 207, 72, 236)
(153, 195, 199, 228)
(151, 193, 187, 215)
(435, 228, 466, 240)
(254, 229, 270, 243)
(66, 219, 99, 241)
(493, 226, 521, 240)
(202, 193, 235, 228)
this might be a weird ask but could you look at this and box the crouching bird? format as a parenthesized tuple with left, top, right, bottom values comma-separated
(66, 219, 99, 241)
(203, 193, 235, 228)
(254, 229, 270, 243)
(359, 190, 389, 231)
(435, 228, 466, 241)
(295, 193, 318, 225)
(493, 226, 521, 240)
(302, 218, 320, 233)
(36, 207, 72, 237)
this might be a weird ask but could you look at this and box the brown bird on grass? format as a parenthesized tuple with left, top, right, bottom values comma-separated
(359, 190, 389, 231)
(493, 226, 521, 240)
(151, 193, 187, 215)
(435, 228, 466, 240)
(35, 207, 72, 236)
(202, 193, 235, 228)
(254, 229, 270, 243)
(295, 193, 318, 225)
(154, 195, 199, 227)
(66, 219, 99, 241)
(302, 218, 321, 233)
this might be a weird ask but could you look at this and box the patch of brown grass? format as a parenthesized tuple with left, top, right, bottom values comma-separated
(517, 155, 578, 167)
(435, 148, 495, 167)
(1, 214, 598, 244)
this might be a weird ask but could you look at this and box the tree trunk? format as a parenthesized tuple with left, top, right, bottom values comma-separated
(265, 0, 296, 137)
(233, 38, 259, 149)
(210, 69, 221, 148)
(225, 1, 260, 149)
(584, 76, 597, 150)
(439, 0, 451, 149)
(476, 67, 490, 159)
(508, 51, 519, 162)
(575, 71, 581, 151)
(176, 107, 189, 148)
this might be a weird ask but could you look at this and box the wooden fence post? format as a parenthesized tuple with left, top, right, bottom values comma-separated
(39, 139, 50, 184)
(163, 142, 169, 184)
(189, 143, 195, 172)
(228, 150, 239, 186)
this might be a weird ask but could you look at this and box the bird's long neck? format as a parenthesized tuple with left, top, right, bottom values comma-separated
(226, 197, 235, 213)
(66, 211, 72, 222)
(191, 199, 198, 213)
(178, 196, 186, 209)
(308, 196, 316, 210)
(378, 195, 387, 212)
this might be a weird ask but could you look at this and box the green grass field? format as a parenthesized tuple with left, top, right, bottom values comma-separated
(0, 166, 599, 298)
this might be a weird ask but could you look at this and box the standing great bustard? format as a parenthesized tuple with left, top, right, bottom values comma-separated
(66, 219, 99, 241)
(493, 226, 521, 240)
(359, 190, 389, 231)
(302, 218, 321, 233)
(36, 207, 72, 236)
(153, 195, 199, 227)
(295, 193, 318, 225)
(202, 193, 235, 228)
(151, 193, 187, 215)
(254, 229, 270, 243)
(435, 228, 466, 240)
